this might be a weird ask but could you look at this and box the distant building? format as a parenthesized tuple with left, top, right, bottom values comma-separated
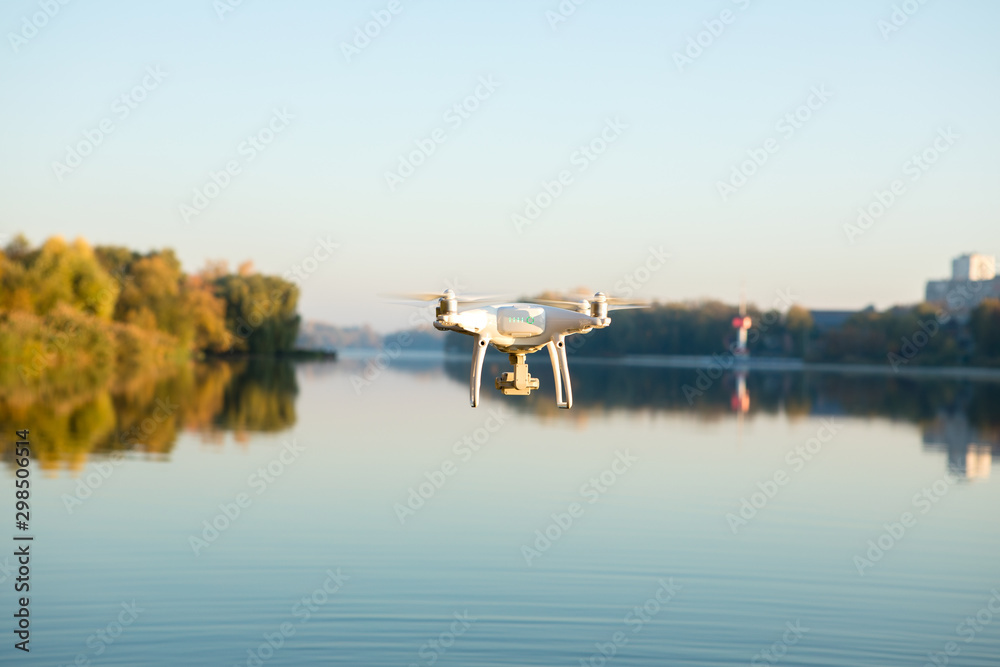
(809, 309, 866, 331)
(952, 253, 995, 281)
(925, 253, 1000, 313)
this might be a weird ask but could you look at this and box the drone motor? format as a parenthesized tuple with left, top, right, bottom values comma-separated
(435, 289, 458, 318)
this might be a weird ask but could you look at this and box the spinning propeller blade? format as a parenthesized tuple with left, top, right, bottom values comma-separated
(384, 291, 450, 302)
(382, 291, 505, 306)
(533, 298, 588, 309)
(607, 303, 651, 311)
(605, 296, 651, 310)
(534, 292, 651, 311)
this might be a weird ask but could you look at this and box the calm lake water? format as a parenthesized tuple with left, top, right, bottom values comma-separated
(3, 354, 1000, 666)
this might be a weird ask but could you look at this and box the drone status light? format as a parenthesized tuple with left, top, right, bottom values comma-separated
(496, 306, 545, 337)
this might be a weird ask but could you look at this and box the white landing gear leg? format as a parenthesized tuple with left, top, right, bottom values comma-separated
(546, 335, 573, 409)
(470, 334, 490, 407)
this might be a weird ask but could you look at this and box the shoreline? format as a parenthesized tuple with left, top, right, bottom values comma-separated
(326, 348, 1000, 381)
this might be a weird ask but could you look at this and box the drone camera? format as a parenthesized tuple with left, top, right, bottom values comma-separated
(495, 354, 540, 396)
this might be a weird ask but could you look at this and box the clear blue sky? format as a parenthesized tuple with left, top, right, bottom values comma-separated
(2, 0, 997, 330)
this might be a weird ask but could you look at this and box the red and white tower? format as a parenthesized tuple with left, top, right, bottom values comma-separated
(731, 289, 751, 430)
(731, 289, 751, 357)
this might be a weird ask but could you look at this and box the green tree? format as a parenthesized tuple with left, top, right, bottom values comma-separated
(970, 298, 1000, 363)
(1, 236, 119, 318)
(212, 273, 300, 354)
(95, 246, 230, 353)
(784, 305, 814, 357)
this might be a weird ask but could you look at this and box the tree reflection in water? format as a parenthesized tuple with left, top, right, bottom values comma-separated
(0, 358, 298, 473)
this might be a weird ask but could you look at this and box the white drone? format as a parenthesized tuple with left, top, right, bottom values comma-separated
(403, 290, 646, 409)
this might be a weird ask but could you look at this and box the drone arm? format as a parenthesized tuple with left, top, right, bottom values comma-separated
(470, 334, 490, 407)
(547, 335, 573, 409)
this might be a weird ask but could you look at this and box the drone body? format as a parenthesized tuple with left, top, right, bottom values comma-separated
(430, 290, 626, 409)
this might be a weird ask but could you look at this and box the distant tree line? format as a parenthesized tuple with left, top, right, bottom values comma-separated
(1, 235, 301, 393)
(442, 298, 1000, 368)
(812, 301, 1000, 368)
(563, 302, 814, 358)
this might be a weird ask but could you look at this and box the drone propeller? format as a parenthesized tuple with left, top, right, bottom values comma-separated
(383, 291, 505, 306)
(607, 303, 651, 311)
(535, 292, 651, 311)
(388, 291, 452, 302)
(605, 296, 651, 310)
(533, 297, 588, 309)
